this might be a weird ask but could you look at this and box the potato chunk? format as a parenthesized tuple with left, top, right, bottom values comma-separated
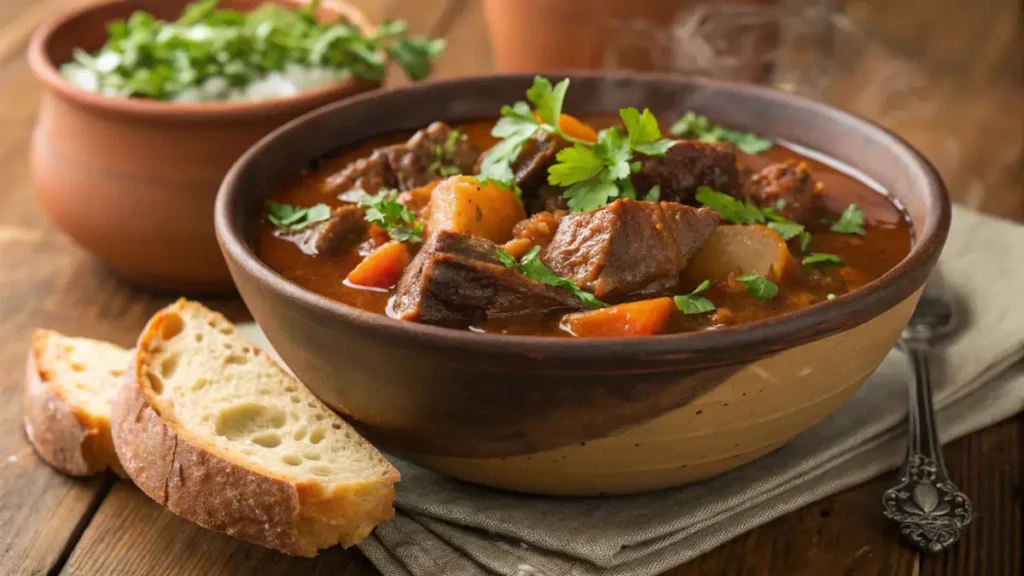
(425, 175, 526, 243)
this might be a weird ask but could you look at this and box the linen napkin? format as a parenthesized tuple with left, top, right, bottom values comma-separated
(239, 206, 1024, 576)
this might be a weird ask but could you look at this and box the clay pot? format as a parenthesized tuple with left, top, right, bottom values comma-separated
(483, 0, 781, 81)
(28, 0, 378, 292)
(216, 73, 950, 495)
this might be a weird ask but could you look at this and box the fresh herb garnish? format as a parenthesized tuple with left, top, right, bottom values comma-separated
(477, 77, 581, 190)
(550, 107, 676, 212)
(266, 201, 332, 230)
(428, 129, 463, 177)
(736, 274, 778, 301)
(478, 77, 675, 210)
(673, 280, 716, 314)
(695, 186, 813, 250)
(669, 111, 773, 154)
(802, 253, 844, 267)
(59, 0, 444, 101)
(358, 188, 424, 243)
(644, 184, 661, 202)
(495, 246, 607, 308)
(830, 203, 866, 235)
(694, 186, 767, 225)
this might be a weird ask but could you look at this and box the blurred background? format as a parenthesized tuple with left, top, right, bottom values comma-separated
(356, 0, 1024, 222)
(5, 0, 1020, 220)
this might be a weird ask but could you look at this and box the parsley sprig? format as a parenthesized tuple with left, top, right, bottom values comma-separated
(478, 76, 676, 212)
(428, 129, 464, 177)
(359, 189, 424, 243)
(266, 201, 332, 230)
(549, 107, 675, 212)
(737, 274, 778, 301)
(60, 0, 445, 101)
(670, 111, 773, 155)
(695, 186, 812, 251)
(802, 253, 844, 267)
(830, 204, 866, 235)
(496, 246, 607, 309)
(673, 280, 716, 314)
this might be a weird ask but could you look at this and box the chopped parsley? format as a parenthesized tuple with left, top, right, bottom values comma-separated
(695, 186, 812, 251)
(59, 0, 445, 101)
(673, 280, 716, 314)
(495, 246, 607, 309)
(478, 76, 675, 211)
(669, 111, 773, 154)
(802, 253, 844, 267)
(429, 129, 463, 177)
(644, 184, 661, 202)
(830, 203, 866, 235)
(736, 274, 778, 301)
(266, 201, 332, 230)
(358, 189, 424, 243)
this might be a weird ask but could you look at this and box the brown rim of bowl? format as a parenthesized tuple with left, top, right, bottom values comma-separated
(27, 0, 379, 121)
(216, 71, 951, 361)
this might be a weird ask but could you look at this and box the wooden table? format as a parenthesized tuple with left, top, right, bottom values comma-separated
(0, 1, 1020, 574)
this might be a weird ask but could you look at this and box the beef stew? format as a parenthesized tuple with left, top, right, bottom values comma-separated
(255, 77, 912, 338)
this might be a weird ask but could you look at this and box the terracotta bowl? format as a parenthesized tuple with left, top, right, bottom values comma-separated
(28, 0, 377, 292)
(216, 73, 950, 496)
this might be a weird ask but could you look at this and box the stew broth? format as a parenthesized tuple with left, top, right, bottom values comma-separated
(256, 115, 912, 337)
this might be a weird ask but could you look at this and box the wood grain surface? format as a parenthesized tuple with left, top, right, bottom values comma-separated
(0, 0, 1019, 575)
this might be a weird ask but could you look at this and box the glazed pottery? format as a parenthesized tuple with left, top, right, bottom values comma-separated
(28, 0, 377, 292)
(216, 73, 950, 495)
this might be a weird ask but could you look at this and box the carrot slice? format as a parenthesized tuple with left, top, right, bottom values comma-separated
(345, 241, 410, 289)
(562, 297, 676, 338)
(532, 112, 599, 142)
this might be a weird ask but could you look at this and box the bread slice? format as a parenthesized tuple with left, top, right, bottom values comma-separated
(111, 299, 399, 557)
(24, 330, 130, 476)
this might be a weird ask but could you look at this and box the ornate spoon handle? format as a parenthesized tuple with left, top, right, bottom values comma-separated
(883, 346, 972, 552)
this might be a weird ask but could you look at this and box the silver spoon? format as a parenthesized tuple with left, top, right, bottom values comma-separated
(882, 277, 972, 552)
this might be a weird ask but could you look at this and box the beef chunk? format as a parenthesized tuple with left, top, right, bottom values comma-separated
(541, 199, 720, 301)
(323, 149, 395, 198)
(631, 140, 740, 204)
(391, 231, 582, 326)
(277, 205, 367, 256)
(476, 131, 568, 205)
(742, 160, 820, 223)
(384, 122, 480, 190)
(323, 122, 480, 197)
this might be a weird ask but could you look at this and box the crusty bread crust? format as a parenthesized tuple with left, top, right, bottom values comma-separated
(111, 300, 397, 557)
(23, 331, 125, 477)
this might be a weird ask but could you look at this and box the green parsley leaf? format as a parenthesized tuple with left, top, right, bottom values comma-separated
(830, 204, 866, 235)
(669, 111, 773, 154)
(694, 186, 764, 224)
(766, 221, 805, 241)
(428, 129, 463, 176)
(496, 246, 607, 308)
(594, 127, 632, 181)
(526, 76, 569, 129)
(644, 184, 661, 202)
(620, 107, 675, 156)
(736, 274, 778, 301)
(801, 253, 844, 267)
(799, 230, 812, 252)
(563, 174, 620, 213)
(673, 279, 716, 314)
(548, 144, 605, 186)
(58, 0, 444, 101)
(358, 188, 424, 244)
(266, 201, 333, 230)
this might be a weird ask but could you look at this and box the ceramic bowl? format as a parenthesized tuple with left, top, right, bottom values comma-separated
(28, 0, 377, 292)
(216, 73, 950, 496)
